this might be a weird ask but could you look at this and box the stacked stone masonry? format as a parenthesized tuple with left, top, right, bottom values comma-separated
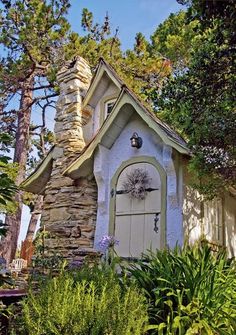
(40, 57, 98, 261)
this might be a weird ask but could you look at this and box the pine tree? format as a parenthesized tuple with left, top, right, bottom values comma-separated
(0, 0, 71, 262)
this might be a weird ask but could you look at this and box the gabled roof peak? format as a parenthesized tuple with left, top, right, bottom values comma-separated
(83, 57, 188, 151)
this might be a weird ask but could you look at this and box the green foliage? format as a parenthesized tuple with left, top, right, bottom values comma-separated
(16, 266, 148, 335)
(157, 0, 236, 197)
(0, 133, 17, 214)
(0, 163, 17, 208)
(0, 0, 71, 88)
(129, 243, 236, 334)
(150, 11, 199, 69)
(29, 229, 65, 278)
(69, 260, 124, 293)
(75, 8, 172, 103)
(81, 8, 111, 41)
(64, 7, 122, 68)
(32, 253, 64, 273)
(0, 271, 14, 289)
(0, 0, 72, 170)
(121, 46, 171, 104)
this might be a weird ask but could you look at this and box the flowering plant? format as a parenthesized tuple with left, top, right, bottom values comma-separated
(98, 235, 119, 253)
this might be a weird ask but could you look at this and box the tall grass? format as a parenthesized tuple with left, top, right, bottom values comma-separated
(129, 242, 236, 334)
(15, 265, 148, 335)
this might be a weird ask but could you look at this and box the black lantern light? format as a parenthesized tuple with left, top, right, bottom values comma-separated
(130, 132, 143, 149)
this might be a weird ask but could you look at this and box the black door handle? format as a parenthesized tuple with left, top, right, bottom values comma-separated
(154, 213, 160, 233)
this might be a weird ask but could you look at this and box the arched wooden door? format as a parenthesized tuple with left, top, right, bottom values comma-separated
(113, 162, 164, 258)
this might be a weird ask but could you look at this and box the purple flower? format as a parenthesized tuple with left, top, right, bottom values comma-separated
(98, 235, 119, 252)
(68, 259, 84, 269)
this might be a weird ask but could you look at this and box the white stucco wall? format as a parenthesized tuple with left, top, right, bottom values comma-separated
(92, 82, 119, 136)
(93, 114, 184, 250)
(82, 82, 119, 144)
(182, 164, 203, 244)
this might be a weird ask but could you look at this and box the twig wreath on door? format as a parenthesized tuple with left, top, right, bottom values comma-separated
(122, 168, 151, 200)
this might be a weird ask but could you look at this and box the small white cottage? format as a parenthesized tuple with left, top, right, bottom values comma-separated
(22, 57, 236, 259)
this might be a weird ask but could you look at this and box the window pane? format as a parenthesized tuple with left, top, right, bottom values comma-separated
(106, 102, 115, 115)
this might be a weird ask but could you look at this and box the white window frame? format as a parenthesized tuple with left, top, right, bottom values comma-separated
(104, 99, 116, 119)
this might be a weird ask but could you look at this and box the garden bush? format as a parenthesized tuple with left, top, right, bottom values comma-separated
(14, 265, 148, 335)
(129, 242, 236, 334)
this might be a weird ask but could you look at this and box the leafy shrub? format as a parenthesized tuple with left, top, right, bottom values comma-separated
(69, 260, 123, 291)
(16, 266, 148, 335)
(129, 242, 236, 334)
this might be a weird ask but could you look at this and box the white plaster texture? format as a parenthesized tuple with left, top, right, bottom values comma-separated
(163, 145, 183, 248)
(93, 112, 184, 250)
(92, 82, 119, 135)
(182, 178, 203, 245)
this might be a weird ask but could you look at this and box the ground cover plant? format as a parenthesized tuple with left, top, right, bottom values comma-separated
(13, 263, 148, 335)
(129, 242, 236, 334)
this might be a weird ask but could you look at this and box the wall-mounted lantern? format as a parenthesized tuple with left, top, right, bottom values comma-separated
(130, 132, 143, 149)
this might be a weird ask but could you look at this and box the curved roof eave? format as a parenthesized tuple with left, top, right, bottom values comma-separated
(21, 147, 54, 194)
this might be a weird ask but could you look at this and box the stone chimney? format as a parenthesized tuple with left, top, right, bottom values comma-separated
(54, 57, 92, 155)
(40, 57, 98, 262)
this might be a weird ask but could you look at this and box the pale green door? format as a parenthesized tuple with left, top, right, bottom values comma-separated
(114, 163, 162, 258)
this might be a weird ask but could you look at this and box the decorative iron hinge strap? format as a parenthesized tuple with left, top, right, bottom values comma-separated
(116, 188, 159, 195)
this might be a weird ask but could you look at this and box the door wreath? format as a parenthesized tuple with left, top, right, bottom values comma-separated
(122, 168, 151, 200)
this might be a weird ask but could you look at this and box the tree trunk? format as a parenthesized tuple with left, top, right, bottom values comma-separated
(25, 195, 43, 242)
(0, 78, 33, 264)
(20, 194, 43, 264)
